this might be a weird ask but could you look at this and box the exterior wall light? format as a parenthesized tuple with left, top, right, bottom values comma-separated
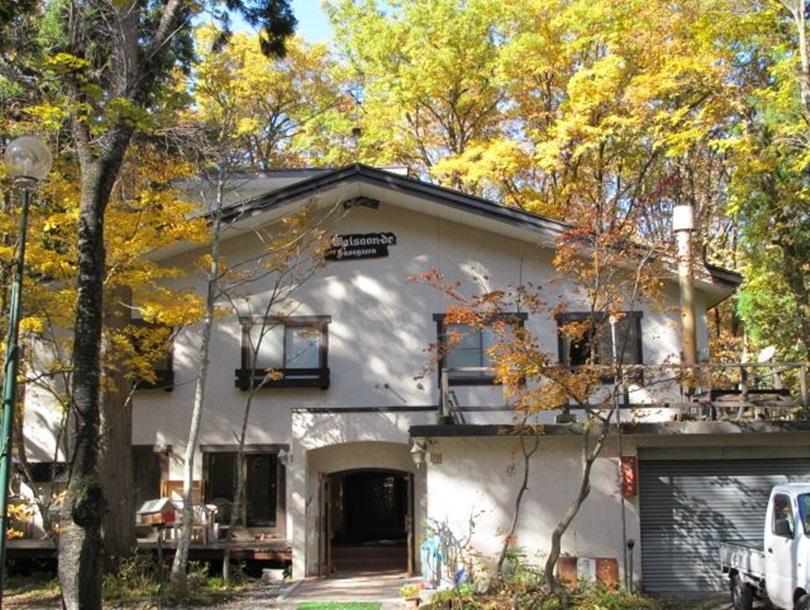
(410, 441, 427, 467)
(5, 136, 53, 186)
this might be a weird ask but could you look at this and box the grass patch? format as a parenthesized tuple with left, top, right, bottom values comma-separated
(296, 602, 382, 610)
(103, 554, 257, 607)
(4, 575, 60, 607)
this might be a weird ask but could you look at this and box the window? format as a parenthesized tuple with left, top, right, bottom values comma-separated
(132, 446, 166, 512)
(16, 461, 67, 497)
(203, 448, 285, 530)
(797, 494, 810, 535)
(434, 313, 527, 385)
(236, 316, 330, 390)
(25, 462, 67, 484)
(130, 320, 175, 391)
(556, 312, 643, 367)
(772, 493, 795, 538)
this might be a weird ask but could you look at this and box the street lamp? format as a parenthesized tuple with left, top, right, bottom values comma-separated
(0, 136, 52, 598)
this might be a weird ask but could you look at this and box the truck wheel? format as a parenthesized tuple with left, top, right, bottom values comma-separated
(797, 594, 810, 610)
(731, 573, 753, 610)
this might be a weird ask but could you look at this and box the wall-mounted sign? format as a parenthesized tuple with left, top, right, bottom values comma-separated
(620, 455, 638, 499)
(325, 232, 397, 261)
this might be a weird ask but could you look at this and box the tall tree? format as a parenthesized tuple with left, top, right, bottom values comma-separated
(0, 139, 207, 561)
(723, 0, 810, 360)
(1, 1, 295, 606)
(325, 0, 507, 186)
(193, 27, 349, 169)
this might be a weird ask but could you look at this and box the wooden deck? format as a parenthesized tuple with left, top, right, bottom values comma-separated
(6, 537, 291, 562)
(139, 538, 291, 561)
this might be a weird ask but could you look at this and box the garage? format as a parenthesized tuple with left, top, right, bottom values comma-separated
(639, 456, 810, 593)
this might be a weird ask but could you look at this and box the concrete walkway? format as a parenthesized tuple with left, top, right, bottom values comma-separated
(276, 571, 421, 609)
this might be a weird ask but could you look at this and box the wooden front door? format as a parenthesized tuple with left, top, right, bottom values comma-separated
(406, 471, 415, 576)
(318, 473, 332, 576)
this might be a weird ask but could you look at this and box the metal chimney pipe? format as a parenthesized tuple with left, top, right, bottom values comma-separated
(673, 205, 698, 365)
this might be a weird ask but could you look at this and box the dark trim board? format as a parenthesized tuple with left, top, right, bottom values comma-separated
(409, 420, 810, 438)
(292, 406, 438, 414)
(199, 443, 290, 453)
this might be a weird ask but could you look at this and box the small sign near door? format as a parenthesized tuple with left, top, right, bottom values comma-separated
(325, 233, 397, 261)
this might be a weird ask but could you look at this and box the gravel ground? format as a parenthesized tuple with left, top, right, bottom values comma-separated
(6, 584, 751, 609)
(655, 592, 740, 610)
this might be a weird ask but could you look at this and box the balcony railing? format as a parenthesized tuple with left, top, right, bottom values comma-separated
(439, 362, 809, 424)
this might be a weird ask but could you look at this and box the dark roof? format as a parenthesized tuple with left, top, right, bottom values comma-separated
(220, 163, 571, 235)
(706, 263, 743, 287)
(220, 163, 741, 288)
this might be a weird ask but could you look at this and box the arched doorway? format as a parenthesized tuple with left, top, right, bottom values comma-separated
(324, 468, 411, 574)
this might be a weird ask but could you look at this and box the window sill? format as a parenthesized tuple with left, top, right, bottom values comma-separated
(447, 376, 500, 387)
(561, 367, 644, 386)
(234, 368, 330, 390)
(134, 370, 175, 391)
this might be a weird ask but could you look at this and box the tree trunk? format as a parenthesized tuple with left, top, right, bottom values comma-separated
(543, 422, 610, 599)
(223, 390, 256, 583)
(99, 286, 136, 568)
(59, 157, 124, 610)
(496, 432, 539, 577)
(169, 179, 224, 592)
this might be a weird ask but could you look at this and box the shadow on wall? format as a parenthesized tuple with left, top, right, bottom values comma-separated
(639, 460, 810, 592)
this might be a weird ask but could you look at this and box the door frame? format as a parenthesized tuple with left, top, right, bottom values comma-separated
(318, 473, 332, 576)
(319, 468, 414, 576)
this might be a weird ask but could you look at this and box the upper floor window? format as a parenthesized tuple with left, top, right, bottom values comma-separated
(434, 313, 527, 385)
(556, 312, 643, 367)
(236, 316, 330, 390)
(130, 320, 175, 391)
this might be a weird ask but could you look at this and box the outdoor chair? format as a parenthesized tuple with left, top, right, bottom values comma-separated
(168, 502, 218, 544)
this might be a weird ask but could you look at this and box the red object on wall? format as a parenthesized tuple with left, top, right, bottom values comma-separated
(621, 455, 638, 499)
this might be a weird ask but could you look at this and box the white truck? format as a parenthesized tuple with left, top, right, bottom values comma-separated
(721, 483, 810, 610)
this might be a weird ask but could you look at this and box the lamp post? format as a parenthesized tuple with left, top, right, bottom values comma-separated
(0, 136, 52, 600)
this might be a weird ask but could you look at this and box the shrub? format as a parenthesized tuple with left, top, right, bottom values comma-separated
(568, 581, 658, 610)
(102, 554, 160, 601)
(400, 583, 421, 599)
(424, 576, 658, 609)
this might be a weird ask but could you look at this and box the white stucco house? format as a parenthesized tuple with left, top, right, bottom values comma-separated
(18, 164, 810, 594)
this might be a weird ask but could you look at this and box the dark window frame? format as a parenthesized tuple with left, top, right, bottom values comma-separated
(132, 444, 171, 513)
(433, 312, 528, 386)
(202, 445, 287, 534)
(235, 316, 331, 390)
(555, 311, 644, 369)
(23, 461, 68, 484)
(130, 319, 175, 391)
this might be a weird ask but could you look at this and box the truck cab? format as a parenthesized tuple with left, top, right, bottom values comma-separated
(764, 484, 810, 609)
(723, 483, 810, 610)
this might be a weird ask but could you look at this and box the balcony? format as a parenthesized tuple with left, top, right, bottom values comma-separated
(437, 362, 809, 425)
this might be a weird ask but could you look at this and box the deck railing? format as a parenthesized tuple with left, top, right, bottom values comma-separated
(439, 361, 809, 423)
